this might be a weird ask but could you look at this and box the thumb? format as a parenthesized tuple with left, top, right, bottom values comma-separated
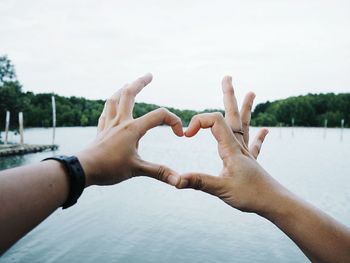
(178, 172, 223, 196)
(135, 159, 187, 188)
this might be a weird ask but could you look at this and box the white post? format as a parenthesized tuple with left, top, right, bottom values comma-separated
(4, 111, 10, 144)
(291, 117, 295, 137)
(340, 119, 344, 141)
(19, 112, 24, 144)
(323, 119, 328, 139)
(52, 96, 56, 145)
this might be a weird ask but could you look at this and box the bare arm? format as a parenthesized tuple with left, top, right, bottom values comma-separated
(0, 161, 69, 253)
(263, 187, 350, 263)
(178, 76, 350, 263)
(0, 73, 185, 254)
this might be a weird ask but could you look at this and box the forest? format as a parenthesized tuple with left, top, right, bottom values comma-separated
(251, 93, 350, 127)
(0, 55, 349, 129)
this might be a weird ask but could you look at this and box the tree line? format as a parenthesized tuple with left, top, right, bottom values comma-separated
(0, 55, 349, 130)
(0, 79, 205, 128)
(251, 93, 349, 127)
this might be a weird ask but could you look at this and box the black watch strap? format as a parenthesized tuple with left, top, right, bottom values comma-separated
(42, 155, 86, 209)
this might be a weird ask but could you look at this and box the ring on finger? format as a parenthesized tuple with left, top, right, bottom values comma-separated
(232, 129, 244, 136)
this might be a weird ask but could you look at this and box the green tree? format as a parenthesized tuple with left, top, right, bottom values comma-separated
(0, 55, 17, 85)
(0, 81, 23, 128)
(252, 93, 350, 127)
(80, 114, 89, 126)
(251, 112, 278, 126)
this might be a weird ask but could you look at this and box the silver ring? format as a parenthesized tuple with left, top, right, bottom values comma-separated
(233, 130, 244, 136)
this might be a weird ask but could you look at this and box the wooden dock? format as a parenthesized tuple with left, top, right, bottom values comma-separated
(0, 144, 58, 157)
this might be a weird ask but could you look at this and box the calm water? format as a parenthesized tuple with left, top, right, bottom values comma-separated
(1, 127, 349, 263)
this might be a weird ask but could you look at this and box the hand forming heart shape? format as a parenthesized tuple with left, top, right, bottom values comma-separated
(177, 76, 276, 215)
(77, 73, 184, 187)
(77, 73, 274, 215)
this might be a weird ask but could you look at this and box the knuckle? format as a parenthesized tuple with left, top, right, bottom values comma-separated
(213, 112, 224, 121)
(106, 98, 117, 105)
(122, 121, 134, 130)
(192, 114, 199, 122)
(192, 175, 204, 190)
(122, 87, 133, 97)
(119, 87, 125, 95)
(156, 165, 169, 181)
(232, 111, 240, 119)
(157, 107, 168, 116)
(242, 121, 249, 128)
(176, 116, 182, 124)
(112, 116, 121, 126)
(223, 87, 234, 95)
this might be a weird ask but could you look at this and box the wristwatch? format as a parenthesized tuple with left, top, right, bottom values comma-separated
(42, 155, 86, 209)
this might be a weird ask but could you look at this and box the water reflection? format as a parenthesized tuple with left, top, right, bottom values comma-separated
(1, 127, 349, 263)
(0, 155, 27, 170)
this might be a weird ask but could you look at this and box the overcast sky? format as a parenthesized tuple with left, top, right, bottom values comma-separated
(1, 0, 349, 110)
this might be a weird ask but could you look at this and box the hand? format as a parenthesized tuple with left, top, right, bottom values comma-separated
(178, 76, 280, 215)
(77, 73, 184, 187)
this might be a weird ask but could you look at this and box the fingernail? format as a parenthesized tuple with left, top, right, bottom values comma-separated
(168, 174, 180, 186)
(225, 75, 232, 83)
(184, 129, 192, 137)
(178, 178, 189, 188)
(143, 72, 153, 81)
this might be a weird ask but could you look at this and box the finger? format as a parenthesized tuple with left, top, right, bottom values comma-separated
(240, 92, 256, 146)
(118, 73, 153, 121)
(110, 85, 125, 114)
(178, 172, 224, 196)
(136, 160, 187, 188)
(136, 107, 184, 137)
(185, 112, 238, 148)
(97, 102, 107, 134)
(104, 98, 118, 124)
(104, 87, 124, 125)
(222, 76, 243, 143)
(249, 128, 269, 159)
(97, 115, 106, 134)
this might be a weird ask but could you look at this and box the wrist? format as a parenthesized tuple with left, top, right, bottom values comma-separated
(42, 155, 86, 209)
(76, 150, 98, 187)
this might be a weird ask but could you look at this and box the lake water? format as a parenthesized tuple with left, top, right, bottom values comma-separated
(1, 127, 349, 263)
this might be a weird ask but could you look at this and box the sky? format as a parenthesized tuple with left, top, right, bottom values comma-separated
(0, 0, 349, 110)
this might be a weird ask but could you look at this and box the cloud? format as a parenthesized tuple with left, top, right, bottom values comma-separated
(1, 0, 349, 110)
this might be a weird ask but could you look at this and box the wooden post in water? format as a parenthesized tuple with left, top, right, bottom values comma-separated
(323, 119, 328, 139)
(340, 119, 344, 141)
(4, 110, 10, 144)
(291, 117, 295, 137)
(18, 112, 24, 144)
(52, 95, 56, 145)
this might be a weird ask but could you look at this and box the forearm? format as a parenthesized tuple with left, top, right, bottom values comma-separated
(262, 184, 350, 263)
(0, 161, 69, 253)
